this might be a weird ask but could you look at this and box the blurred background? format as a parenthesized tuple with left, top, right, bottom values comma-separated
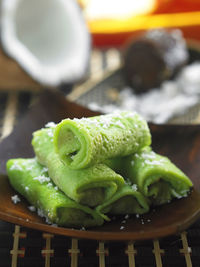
(80, 0, 200, 47)
(1, 0, 200, 127)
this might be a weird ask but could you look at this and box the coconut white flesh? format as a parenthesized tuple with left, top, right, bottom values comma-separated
(1, 0, 91, 86)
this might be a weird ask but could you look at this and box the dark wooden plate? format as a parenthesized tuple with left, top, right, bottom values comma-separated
(0, 89, 200, 241)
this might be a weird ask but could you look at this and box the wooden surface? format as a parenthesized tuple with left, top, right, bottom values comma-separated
(0, 47, 43, 91)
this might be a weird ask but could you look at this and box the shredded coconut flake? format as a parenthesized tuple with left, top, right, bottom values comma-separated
(46, 128, 54, 138)
(37, 208, 44, 217)
(131, 184, 138, 191)
(11, 195, 21, 204)
(45, 122, 56, 128)
(33, 175, 50, 184)
(28, 206, 36, 212)
(124, 214, 129, 219)
(10, 163, 23, 171)
(141, 219, 145, 225)
(41, 167, 48, 173)
(47, 182, 53, 188)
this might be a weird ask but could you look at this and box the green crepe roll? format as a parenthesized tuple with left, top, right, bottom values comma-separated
(6, 158, 104, 228)
(32, 127, 125, 207)
(103, 157, 123, 174)
(123, 147, 193, 206)
(96, 183, 149, 216)
(53, 111, 151, 169)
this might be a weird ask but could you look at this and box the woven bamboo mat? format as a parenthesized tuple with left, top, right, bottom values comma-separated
(0, 48, 200, 267)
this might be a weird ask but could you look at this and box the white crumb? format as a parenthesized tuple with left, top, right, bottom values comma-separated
(11, 195, 21, 204)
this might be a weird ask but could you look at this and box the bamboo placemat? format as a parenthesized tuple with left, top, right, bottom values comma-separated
(0, 220, 197, 267)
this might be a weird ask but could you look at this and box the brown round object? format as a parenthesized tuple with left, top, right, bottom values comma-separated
(123, 29, 189, 93)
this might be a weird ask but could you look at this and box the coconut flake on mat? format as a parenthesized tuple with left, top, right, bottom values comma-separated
(88, 62, 200, 123)
(28, 206, 36, 212)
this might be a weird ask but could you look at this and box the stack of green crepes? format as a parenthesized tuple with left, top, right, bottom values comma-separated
(6, 111, 193, 228)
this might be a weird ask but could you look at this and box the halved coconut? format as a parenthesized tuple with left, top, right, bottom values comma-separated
(1, 0, 91, 87)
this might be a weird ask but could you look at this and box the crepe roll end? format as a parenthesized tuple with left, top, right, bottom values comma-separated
(54, 119, 91, 169)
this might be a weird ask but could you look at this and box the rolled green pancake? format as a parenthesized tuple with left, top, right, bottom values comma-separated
(123, 147, 193, 205)
(96, 183, 149, 215)
(32, 127, 125, 207)
(53, 111, 151, 169)
(6, 158, 104, 228)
